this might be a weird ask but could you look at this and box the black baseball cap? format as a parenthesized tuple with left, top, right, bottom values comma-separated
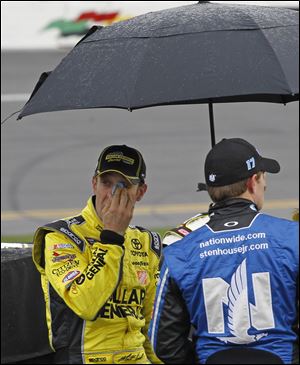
(205, 138, 280, 187)
(95, 145, 146, 184)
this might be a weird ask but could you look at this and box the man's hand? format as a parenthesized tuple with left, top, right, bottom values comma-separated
(101, 186, 134, 236)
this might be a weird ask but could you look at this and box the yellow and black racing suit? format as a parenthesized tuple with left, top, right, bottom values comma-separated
(32, 196, 162, 364)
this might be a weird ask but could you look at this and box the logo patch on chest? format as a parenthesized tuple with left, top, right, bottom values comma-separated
(137, 270, 148, 285)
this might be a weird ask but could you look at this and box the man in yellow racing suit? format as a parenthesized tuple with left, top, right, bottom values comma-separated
(32, 145, 162, 364)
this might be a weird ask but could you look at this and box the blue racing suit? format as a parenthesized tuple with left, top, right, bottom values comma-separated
(149, 198, 299, 364)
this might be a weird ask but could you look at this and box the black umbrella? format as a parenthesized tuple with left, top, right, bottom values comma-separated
(17, 2, 299, 146)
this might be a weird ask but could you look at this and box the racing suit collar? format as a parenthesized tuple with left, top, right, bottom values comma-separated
(208, 198, 258, 217)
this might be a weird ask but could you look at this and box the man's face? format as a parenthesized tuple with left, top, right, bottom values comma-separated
(92, 172, 147, 221)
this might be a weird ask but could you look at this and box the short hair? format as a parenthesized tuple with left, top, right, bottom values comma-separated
(207, 171, 264, 203)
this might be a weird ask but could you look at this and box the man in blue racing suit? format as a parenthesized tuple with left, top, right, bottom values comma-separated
(149, 138, 299, 364)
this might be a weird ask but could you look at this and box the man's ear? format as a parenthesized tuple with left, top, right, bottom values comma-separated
(246, 174, 257, 193)
(136, 183, 148, 201)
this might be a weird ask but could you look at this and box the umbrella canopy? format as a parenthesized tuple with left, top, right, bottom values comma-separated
(18, 2, 299, 146)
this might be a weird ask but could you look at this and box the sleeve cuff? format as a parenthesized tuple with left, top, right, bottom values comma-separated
(100, 230, 125, 247)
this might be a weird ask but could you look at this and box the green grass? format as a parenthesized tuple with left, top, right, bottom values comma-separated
(1, 227, 171, 243)
(1, 234, 35, 243)
(153, 227, 171, 237)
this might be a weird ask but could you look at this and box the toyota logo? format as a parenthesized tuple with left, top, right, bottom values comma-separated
(131, 239, 142, 250)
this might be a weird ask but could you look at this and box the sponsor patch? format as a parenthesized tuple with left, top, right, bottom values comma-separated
(86, 248, 107, 280)
(66, 216, 85, 226)
(131, 238, 142, 250)
(86, 355, 110, 363)
(76, 274, 85, 285)
(62, 270, 81, 283)
(135, 226, 162, 258)
(132, 261, 149, 267)
(45, 219, 85, 251)
(52, 243, 74, 250)
(52, 260, 80, 277)
(178, 228, 190, 236)
(60, 227, 83, 247)
(52, 254, 76, 262)
(130, 250, 148, 257)
(114, 351, 145, 363)
(137, 270, 148, 285)
(70, 283, 78, 294)
(150, 231, 162, 258)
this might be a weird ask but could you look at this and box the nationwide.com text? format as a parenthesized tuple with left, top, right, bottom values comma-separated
(199, 232, 266, 248)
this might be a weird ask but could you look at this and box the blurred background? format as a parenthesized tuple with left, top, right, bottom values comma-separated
(1, 1, 299, 239)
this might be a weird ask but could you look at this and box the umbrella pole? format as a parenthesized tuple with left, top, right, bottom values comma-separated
(208, 102, 216, 147)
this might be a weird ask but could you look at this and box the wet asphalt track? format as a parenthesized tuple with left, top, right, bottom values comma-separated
(1, 51, 299, 236)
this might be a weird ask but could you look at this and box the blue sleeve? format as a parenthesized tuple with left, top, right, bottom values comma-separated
(148, 255, 196, 363)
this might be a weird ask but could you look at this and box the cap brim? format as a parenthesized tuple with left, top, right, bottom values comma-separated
(261, 158, 280, 173)
(197, 182, 207, 191)
(97, 170, 140, 184)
